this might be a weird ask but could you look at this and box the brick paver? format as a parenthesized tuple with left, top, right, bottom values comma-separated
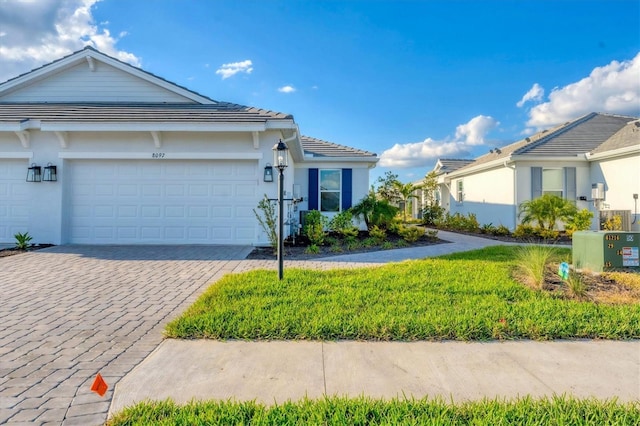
(0, 245, 378, 425)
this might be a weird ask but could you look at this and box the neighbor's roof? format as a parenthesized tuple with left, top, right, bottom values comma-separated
(436, 158, 474, 173)
(0, 102, 292, 123)
(301, 135, 377, 158)
(590, 119, 640, 154)
(454, 112, 637, 174)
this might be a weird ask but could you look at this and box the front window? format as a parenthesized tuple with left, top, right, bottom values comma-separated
(320, 169, 341, 212)
(542, 168, 563, 197)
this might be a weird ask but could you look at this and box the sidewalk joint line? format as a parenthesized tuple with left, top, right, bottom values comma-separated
(321, 342, 327, 395)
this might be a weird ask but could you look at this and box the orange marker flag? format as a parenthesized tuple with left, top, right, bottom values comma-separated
(90, 373, 108, 397)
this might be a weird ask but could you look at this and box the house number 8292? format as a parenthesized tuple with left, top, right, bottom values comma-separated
(151, 153, 166, 158)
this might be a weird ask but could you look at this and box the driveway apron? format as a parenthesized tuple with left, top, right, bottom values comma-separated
(0, 245, 254, 426)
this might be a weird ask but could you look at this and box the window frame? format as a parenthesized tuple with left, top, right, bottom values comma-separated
(456, 179, 464, 204)
(319, 169, 342, 212)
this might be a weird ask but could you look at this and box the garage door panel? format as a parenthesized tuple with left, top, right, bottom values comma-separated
(68, 160, 258, 244)
(0, 160, 29, 242)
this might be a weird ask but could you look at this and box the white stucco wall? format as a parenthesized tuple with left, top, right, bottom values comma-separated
(590, 153, 640, 231)
(448, 165, 516, 228)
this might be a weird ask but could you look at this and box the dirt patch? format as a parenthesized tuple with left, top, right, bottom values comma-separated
(522, 263, 640, 305)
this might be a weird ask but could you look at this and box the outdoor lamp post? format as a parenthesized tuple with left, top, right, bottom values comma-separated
(273, 139, 289, 280)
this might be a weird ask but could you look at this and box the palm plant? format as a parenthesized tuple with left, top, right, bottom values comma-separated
(393, 181, 420, 223)
(518, 194, 577, 231)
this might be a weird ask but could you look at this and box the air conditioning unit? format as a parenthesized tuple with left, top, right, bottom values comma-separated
(600, 210, 632, 231)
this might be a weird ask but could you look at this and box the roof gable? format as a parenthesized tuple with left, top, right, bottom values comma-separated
(0, 47, 214, 104)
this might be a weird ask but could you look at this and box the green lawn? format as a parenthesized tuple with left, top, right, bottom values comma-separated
(165, 246, 640, 341)
(107, 396, 639, 426)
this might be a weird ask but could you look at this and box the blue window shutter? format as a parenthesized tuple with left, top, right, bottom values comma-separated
(342, 168, 352, 210)
(564, 167, 576, 201)
(531, 167, 542, 199)
(308, 168, 319, 210)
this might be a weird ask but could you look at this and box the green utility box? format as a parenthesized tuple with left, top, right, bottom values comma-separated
(572, 231, 640, 272)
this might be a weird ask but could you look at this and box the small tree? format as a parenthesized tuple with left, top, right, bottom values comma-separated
(375, 171, 401, 203)
(253, 195, 277, 253)
(421, 171, 443, 226)
(392, 181, 420, 223)
(518, 194, 577, 231)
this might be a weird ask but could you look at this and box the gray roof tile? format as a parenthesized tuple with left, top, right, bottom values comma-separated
(301, 135, 376, 158)
(591, 119, 640, 154)
(0, 102, 292, 123)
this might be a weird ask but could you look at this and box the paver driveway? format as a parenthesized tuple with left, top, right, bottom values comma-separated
(1, 245, 380, 425)
(0, 245, 258, 426)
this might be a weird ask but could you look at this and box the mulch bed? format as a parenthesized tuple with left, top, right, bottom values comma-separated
(0, 244, 55, 258)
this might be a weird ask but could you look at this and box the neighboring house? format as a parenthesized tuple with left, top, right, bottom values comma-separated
(410, 159, 473, 219)
(0, 47, 378, 246)
(426, 113, 640, 231)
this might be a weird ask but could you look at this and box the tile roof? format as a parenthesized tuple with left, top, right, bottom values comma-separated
(513, 113, 634, 156)
(591, 119, 640, 154)
(454, 112, 637, 174)
(0, 102, 292, 123)
(436, 158, 474, 173)
(301, 135, 377, 158)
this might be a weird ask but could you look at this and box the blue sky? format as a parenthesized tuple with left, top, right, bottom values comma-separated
(1, 0, 639, 184)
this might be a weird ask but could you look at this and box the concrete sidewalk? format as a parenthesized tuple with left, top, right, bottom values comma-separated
(110, 339, 640, 415)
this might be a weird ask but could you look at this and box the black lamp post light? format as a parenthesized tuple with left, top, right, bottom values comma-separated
(273, 139, 289, 280)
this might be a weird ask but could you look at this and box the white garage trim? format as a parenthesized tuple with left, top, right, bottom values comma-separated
(0, 152, 33, 159)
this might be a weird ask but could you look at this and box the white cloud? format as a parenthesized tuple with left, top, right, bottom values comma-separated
(278, 85, 296, 93)
(379, 115, 499, 168)
(0, 0, 140, 83)
(516, 83, 544, 107)
(454, 115, 499, 146)
(215, 60, 253, 79)
(526, 53, 640, 130)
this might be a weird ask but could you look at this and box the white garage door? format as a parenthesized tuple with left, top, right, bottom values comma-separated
(68, 160, 259, 244)
(0, 159, 29, 243)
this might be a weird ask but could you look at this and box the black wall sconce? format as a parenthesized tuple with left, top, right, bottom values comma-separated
(43, 163, 57, 182)
(264, 163, 274, 182)
(26, 163, 42, 182)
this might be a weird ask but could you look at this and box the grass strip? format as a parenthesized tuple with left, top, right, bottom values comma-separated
(165, 246, 640, 341)
(107, 395, 640, 425)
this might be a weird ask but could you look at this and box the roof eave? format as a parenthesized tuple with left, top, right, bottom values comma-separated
(587, 144, 640, 161)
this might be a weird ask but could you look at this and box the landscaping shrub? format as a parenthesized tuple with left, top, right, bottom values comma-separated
(253, 196, 278, 253)
(351, 192, 398, 230)
(14, 232, 32, 250)
(328, 209, 359, 238)
(513, 224, 538, 239)
(492, 224, 512, 237)
(514, 245, 558, 290)
(421, 203, 444, 226)
(437, 212, 480, 232)
(369, 225, 387, 244)
(398, 225, 424, 243)
(565, 208, 594, 237)
(303, 210, 328, 246)
(479, 223, 496, 234)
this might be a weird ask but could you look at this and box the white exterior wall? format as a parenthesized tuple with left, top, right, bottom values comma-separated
(294, 162, 371, 229)
(515, 160, 593, 229)
(0, 129, 291, 245)
(448, 165, 516, 228)
(2, 61, 193, 103)
(590, 153, 640, 231)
